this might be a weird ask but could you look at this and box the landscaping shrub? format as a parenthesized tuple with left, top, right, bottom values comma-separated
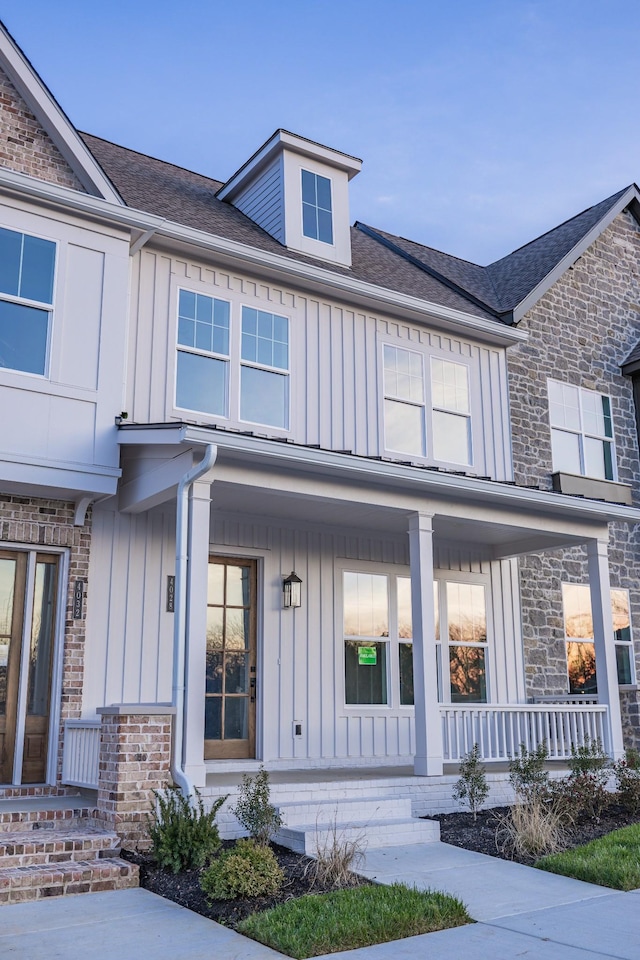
(552, 738, 612, 820)
(233, 767, 283, 846)
(200, 838, 284, 900)
(508, 741, 549, 800)
(307, 819, 366, 888)
(148, 785, 226, 873)
(612, 748, 640, 815)
(452, 743, 488, 820)
(495, 796, 568, 860)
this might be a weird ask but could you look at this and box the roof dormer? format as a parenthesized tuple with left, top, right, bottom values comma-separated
(217, 129, 362, 267)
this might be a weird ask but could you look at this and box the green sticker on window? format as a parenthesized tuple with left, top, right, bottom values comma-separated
(358, 646, 377, 665)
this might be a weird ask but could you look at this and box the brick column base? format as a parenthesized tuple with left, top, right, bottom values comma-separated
(96, 705, 176, 850)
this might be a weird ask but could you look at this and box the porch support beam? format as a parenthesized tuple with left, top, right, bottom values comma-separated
(587, 538, 624, 760)
(408, 512, 443, 776)
(182, 476, 213, 786)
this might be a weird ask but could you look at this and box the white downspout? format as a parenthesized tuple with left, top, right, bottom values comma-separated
(171, 444, 218, 796)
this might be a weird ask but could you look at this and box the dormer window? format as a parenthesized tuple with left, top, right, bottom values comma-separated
(301, 170, 333, 245)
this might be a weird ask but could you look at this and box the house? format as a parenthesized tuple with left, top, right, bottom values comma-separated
(0, 19, 639, 892)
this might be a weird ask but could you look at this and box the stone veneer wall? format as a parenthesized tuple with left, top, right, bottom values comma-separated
(508, 210, 640, 747)
(0, 66, 84, 190)
(0, 494, 91, 791)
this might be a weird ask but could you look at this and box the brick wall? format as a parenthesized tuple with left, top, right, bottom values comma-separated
(0, 66, 84, 190)
(96, 709, 173, 850)
(508, 210, 640, 747)
(0, 494, 91, 789)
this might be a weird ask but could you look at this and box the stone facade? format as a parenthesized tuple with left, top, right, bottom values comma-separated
(0, 66, 84, 190)
(0, 495, 92, 793)
(508, 210, 640, 746)
(96, 708, 174, 850)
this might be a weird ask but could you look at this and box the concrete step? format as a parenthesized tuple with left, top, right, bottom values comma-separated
(0, 857, 139, 904)
(276, 796, 413, 827)
(0, 828, 120, 869)
(275, 816, 440, 856)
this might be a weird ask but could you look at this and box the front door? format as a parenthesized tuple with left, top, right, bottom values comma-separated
(0, 550, 59, 784)
(204, 557, 257, 760)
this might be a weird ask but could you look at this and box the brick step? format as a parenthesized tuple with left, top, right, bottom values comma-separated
(0, 857, 139, 904)
(0, 797, 96, 833)
(276, 796, 413, 827)
(275, 816, 440, 856)
(0, 828, 120, 869)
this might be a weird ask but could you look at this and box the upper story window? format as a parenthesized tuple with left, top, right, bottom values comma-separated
(301, 170, 333, 245)
(175, 291, 290, 430)
(240, 307, 289, 428)
(548, 380, 615, 480)
(382, 345, 472, 465)
(0, 226, 56, 376)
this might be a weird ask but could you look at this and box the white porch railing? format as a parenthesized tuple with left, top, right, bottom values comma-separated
(441, 703, 609, 762)
(61, 720, 101, 788)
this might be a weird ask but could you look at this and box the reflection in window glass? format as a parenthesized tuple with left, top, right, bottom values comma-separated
(27, 560, 56, 716)
(567, 641, 597, 694)
(240, 365, 288, 428)
(447, 582, 486, 643)
(176, 351, 227, 415)
(449, 645, 487, 702)
(397, 577, 412, 639)
(345, 640, 387, 704)
(562, 583, 634, 690)
(383, 346, 425, 456)
(432, 409, 471, 464)
(431, 359, 471, 464)
(343, 573, 389, 638)
(301, 169, 333, 244)
(399, 642, 414, 705)
(384, 400, 425, 456)
(548, 381, 615, 480)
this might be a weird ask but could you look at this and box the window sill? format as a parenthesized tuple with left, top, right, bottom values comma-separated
(551, 472, 632, 505)
(619, 684, 638, 692)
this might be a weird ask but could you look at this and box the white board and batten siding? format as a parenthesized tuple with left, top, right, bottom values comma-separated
(0, 197, 130, 482)
(84, 506, 524, 766)
(230, 155, 284, 244)
(127, 249, 513, 481)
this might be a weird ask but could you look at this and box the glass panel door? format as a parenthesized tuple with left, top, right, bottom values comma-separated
(22, 555, 58, 783)
(204, 557, 256, 760)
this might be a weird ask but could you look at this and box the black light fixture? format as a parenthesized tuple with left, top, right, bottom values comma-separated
(283, 570, 302, 608)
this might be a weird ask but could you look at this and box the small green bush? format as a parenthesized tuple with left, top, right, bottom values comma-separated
(452, 744, 489, 820)
(148, 785, 226, 873)
(508, 741, 549, 801)
(233, 767, 283, 846)
(567, 737, 610, 779)
(200, 838, 284, 900)
(612, 748, 640, 814)
(556, 738, 611, 820)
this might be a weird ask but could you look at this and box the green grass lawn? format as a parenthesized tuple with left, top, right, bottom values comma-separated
(236, 883, 471, 959)
(536, 823, 640, 891)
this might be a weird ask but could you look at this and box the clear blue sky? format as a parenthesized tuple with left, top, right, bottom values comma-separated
(4, 1, 640, 263)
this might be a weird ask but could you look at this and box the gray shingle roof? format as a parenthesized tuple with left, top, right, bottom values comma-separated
(80, 133, 636, 325)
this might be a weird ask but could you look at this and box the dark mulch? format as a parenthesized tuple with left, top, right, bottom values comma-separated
(122, 841, 367, 929)
(432, 802, 640, 865)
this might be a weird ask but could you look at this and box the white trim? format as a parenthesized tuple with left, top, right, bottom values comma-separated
(0, 25, 122, 202)
(0, 166, 527, 347)
(47, 549, 69, 784)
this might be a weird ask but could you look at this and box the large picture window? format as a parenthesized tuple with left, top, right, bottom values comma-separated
(548, 381, 615, 481)
(0, 226, 56, 376)
(562, 583, 634, 692)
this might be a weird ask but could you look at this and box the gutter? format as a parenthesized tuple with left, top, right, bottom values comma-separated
(171, 443, 218, 797)
(0, 166, 527, 347)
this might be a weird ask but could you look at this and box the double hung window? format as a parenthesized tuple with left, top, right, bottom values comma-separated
(562, 583, 635, 693)
(437, 580, 488, 703)
(548, 381, 615, 480)
(382, 345, 472, 465)
(0, 226, 56, 376)
(301, 170, 333, 245)
(175, 291, 290, 430)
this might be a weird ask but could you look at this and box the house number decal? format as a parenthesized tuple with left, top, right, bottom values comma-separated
(166, 575, 175, 613)
(72, 580, 85, 620)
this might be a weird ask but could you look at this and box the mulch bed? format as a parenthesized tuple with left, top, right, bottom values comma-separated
(432, 802, 640, 865)
(122, 841, 366, 929)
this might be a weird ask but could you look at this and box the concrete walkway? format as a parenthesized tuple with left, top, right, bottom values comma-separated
(1, 842, 638, 959)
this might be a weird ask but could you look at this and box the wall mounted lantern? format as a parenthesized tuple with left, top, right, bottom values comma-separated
(283, 571, 302, 608)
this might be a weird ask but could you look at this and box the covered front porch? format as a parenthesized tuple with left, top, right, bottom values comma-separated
(61, 424, 640, 796)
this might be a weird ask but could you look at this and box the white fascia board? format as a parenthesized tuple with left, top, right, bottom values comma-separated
(118, 424, 640, 526)
(0, 27, 122, 203)
(218, 129, 362, 201)
(0, 166, 525, 347)
(0, 456, 120, 496)
(513, 186, 640, 323)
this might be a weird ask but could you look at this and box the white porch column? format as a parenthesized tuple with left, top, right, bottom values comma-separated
(408, 512, 443, 776)
(586, 538, 624, 760)
(182, 477, 213, 786)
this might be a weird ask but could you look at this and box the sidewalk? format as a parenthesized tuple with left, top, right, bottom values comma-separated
(1, 842, 638, 960)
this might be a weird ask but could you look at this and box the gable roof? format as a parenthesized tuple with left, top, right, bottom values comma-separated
(0, 22, 121, 201)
